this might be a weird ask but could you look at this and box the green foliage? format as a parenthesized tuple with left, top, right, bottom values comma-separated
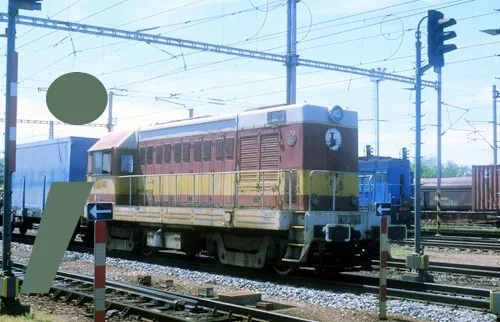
(410, 156, 471, 178)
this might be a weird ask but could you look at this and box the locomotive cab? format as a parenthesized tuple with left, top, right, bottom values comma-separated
(80, 130, 138, 240)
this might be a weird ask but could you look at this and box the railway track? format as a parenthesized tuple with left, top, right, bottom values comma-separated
(8, 260, 314, 322)
(3, 230, 498, 315)
(8, 231, 500, 279)
(329, 273, 492, 311)
(7, 257, 494, 316)
(374, 258, 500, 279)
(393, 236, 500, 251)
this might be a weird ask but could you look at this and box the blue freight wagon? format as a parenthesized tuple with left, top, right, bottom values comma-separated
(358, 146, 413, 226)
(10, 136, 98, 235)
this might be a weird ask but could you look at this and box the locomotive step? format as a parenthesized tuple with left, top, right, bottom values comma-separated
(288, 243, 305, 247)
(290, 225, 305, 229)
(281, 258, 300, 263)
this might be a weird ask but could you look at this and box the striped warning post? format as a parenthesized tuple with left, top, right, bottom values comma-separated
(8, 51, 18, 173)
(379, 215, 388, 320)
(94, 221, 107, 322)
(436, 191, 442, 236)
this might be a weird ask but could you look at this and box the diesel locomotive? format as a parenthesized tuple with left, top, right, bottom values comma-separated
(78, 103, 388, 274)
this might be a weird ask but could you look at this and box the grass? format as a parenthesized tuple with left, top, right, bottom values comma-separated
(0, 313, 53, 321)
(389, 246, 413, 258)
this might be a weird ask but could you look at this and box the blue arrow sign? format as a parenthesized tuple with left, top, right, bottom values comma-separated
(375, 202, 391, 216)
(86, 202, 113, 221)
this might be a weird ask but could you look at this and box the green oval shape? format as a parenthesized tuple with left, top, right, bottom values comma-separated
(46, 72, 108, 125)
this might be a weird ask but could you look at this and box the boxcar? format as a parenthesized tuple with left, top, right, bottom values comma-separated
(10, 136, 98, 235)
(420, 177, 472, 212)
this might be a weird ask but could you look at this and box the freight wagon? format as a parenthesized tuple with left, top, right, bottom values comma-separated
(420, 177, 472, 211)
(415, 174, 500, 225)
(9, 136, 99, 235)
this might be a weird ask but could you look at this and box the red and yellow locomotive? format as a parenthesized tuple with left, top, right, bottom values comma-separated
(79, 103, 383, 274)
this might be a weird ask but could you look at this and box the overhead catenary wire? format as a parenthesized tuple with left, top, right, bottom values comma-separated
(2, 0, 496, 150)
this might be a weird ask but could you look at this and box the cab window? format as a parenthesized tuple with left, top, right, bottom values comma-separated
(120, 154, 134, 174)
(92, 151, 111, 175)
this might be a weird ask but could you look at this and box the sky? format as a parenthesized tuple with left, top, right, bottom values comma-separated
(0, 0, 499, 166)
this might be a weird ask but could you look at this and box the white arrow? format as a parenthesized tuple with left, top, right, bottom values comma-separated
(89, 204, 111, 219)
(377, 204, 390, 215)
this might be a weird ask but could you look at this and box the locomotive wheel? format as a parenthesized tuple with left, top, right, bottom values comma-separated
(140, 246, 154, 256)
(272, 264, 295, 275)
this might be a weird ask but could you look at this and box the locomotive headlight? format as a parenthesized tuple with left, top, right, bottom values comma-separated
(311, 193, 321, 206)
(350, 195, 358, 206)
(329, 105, 343, 123)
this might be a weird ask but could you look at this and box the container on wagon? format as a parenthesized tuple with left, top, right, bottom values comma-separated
(471, 165, 500, 212)
(11, 136, 99, 223)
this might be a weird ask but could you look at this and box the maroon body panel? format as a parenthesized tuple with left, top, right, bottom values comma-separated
(472, 165, 500, 212)
(133, 117, 356, 211)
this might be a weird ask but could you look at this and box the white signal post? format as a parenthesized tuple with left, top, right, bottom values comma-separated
(86, 202, 113, 322)
(93, 220, 107, 322)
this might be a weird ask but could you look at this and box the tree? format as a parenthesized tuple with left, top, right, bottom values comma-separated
(410, 157, 471, 178)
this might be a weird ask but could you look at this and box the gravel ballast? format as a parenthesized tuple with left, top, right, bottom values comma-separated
(3, 242, 498, 322)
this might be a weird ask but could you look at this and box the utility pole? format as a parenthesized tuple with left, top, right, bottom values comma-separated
(406, 9, 457, 281)
(107, 91, 114, 132)
(107, 88, 126, 132)
(1, 0, 41, 314)
(370, 68, 386, 156)
(414, 19, 425, 259)
(49, 121, 54, 139)
(494, 85, 499, 165)
(480, 25, 500, 164)
(285, 0, 297, 104)
(436, 68, 442, 236)
(3, 0, 19, 285)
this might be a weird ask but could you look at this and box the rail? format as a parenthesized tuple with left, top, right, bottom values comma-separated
(117, 169, 295, 210)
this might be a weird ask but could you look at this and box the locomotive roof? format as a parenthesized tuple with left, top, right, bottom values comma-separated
(137, 103, 358, 142)
(88, 129, 137, 152)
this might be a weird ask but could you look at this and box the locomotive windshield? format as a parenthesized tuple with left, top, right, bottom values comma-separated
(91, 151, 111, 175)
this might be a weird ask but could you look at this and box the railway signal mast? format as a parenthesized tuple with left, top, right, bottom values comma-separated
(1, 0, 41, 315)
(480, 21, 500, 165)
(428, 10, 457, 237)
(409, 10, 457, 279)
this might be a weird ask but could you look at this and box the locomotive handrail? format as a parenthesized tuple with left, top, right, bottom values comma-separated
(357, 173, 406, 208)
(358, 174, 374, 211)
(117, 169, 299, 178)
(120, 169, 297, 210)
(308, 170, 355, 212)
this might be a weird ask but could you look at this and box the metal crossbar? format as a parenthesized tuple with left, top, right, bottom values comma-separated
(0, 13, 438, 89)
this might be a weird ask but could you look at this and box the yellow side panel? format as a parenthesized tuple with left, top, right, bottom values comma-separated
(297, 170, 357, 197)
